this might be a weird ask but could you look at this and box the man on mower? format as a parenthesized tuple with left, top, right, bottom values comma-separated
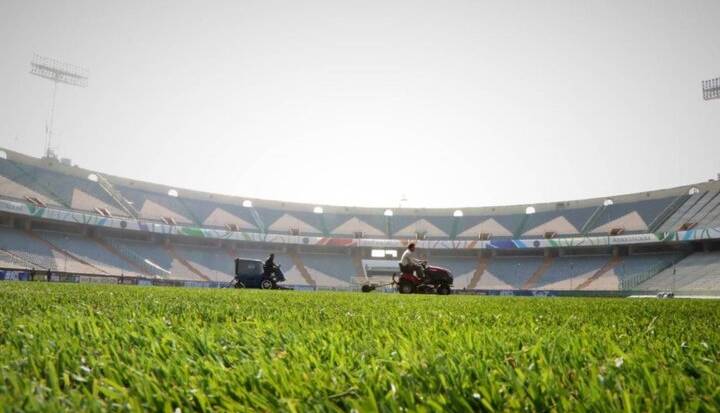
(263, 253, 276, 278)
(400, 243, 426, 278)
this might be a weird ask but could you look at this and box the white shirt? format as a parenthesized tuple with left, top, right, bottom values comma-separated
(400, 248, 421, 267)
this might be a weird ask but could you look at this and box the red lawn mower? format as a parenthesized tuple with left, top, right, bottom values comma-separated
(361, 262, 453, 295)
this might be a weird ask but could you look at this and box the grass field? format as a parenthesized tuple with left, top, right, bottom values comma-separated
(0, 283, 719, 412)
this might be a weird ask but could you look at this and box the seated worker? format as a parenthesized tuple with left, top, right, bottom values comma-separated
(263, 253, 276, 278)
(400, 243, 426, 278)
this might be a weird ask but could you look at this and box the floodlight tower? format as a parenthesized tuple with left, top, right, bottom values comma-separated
(702, 76, 720, 101)
(29, 54, 88, 158)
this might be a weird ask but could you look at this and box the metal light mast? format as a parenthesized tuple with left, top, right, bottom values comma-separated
(29, 54, 88, 158)
(702, 76, 720, 101)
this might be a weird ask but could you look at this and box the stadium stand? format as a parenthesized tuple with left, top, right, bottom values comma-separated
(3, 149, 713, 240)
(104, 238, 209, 281)
(532, 256, 609, 290)
(635, 251, 720, 291)
(478, 257, 545, 289)
(456, 215, 522, 239)
(171, 245, 235, 282)
(586, 253, 683, 290)
(428, 256, 479, 289)
(0, 249, 26, 270)
(658, 190, 720, 232)
(297, 253, 356, 286)
(0, 228, 59, 271)
(35, 231, 137, 276)
(2, 147, 720, 293)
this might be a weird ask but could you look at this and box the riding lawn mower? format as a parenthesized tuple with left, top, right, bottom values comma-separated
(361, 262, 453, 295)
(233, 258, 290, 289)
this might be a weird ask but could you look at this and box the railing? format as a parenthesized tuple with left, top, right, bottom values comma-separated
(96, 173, 140, 219)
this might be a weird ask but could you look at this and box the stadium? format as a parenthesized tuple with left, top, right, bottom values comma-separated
(2, 147, 720, 294)
(2, 1, 720, 411)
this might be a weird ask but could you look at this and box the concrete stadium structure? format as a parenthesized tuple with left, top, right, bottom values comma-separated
(1, 147, 720, 294)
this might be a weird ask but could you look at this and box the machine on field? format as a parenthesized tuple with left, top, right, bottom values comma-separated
(233, 258, 289, 289)
(361, 262, 453, 295)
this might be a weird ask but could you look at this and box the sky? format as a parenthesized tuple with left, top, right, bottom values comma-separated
(0, 0, 718, 209)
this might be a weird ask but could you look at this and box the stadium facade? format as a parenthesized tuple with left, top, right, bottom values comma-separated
(1, 147, 720, 293)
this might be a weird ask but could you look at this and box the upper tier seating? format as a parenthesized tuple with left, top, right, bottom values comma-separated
(4, 153, 720, 242)
(0, 159, 123, 213)
(658, 191, 720, 232)
(586, 197, 677, 235)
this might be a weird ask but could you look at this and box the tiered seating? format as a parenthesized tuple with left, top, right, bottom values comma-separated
(588, 197, 676, 235)
(636, 252, 720, 291)
(455, 217, 515, 239)
(4, 149, 720, 241)
(585, 253, 681, 290)
(659, 191, 720, 231)
(118, 187, 196, 224)
(429, 256, 479, 289)
(267, 213, 324, 235)
(478, 257, 544, 289)
(533, 256, 609, 290)
(107, 239, 205, 281)
(0, 162, 62, 206)
(329, 215, 388, 238)
(297, 253, 354, 286)
(172, 245, 299, 284)
(29, 166, 114, 212)
(0, 227, 57, 270)
(37, 231, 141, 277)
(696, 195, 720, 229)
(172, 245, 235, 281)
(0, 249, 27, 269)
(179, 198, 258, 230)
(614, 254, 681, 280)
(520, 207, 597, 238)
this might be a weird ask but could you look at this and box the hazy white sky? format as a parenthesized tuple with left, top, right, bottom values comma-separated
(0, 0, 718, 208)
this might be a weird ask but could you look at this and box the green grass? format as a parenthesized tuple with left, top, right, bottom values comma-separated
(0, 283, 719, 412)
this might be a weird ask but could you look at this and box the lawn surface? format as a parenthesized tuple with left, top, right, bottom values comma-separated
(0, 282, 718, 412)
